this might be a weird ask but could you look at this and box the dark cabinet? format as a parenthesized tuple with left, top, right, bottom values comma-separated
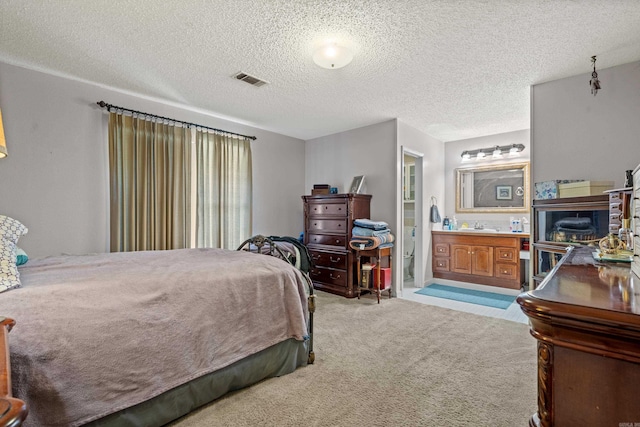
(302, 193, 371, 298)
(532, 195, 609, 287)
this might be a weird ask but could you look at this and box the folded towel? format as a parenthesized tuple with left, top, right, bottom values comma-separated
(352, 226, 390, 237)
(354, 218, 389, 231)
(349, 233, 395, 250)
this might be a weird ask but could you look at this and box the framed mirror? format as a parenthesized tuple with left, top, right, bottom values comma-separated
(456, 162, 529, 213)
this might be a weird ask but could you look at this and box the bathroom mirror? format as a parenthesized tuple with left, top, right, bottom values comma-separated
(456, 162, 529, 213)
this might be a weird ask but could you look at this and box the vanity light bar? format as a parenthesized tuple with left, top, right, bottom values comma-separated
(461, 144, 525, 161)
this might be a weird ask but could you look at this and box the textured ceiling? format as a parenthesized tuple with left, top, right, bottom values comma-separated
(1, 0, 640, 142)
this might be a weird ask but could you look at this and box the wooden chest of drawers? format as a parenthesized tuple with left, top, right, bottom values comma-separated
(302, 193, 371, 298)
(606, 187, 632, 235)
(632, 164, 640, 279)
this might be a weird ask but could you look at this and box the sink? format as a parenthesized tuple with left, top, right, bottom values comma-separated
(455, 228, 498, 233)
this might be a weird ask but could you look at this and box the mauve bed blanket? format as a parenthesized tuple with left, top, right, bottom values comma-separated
(0, 248, 309, 427)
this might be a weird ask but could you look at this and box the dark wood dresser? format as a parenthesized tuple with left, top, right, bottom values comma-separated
(517, 246, 640, 427)
(302, 193, 371, 298)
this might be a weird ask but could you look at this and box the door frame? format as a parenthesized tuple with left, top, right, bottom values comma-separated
(397, 147, 424, 296)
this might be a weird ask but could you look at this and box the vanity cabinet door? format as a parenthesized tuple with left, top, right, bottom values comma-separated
(471, 246, 494, 277)
(451, 245, 472, 274)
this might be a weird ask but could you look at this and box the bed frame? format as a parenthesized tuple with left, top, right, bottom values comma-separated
(0, 317, 28, 426)
(236, 234, 315, 364)
(0, 236, 314, 426)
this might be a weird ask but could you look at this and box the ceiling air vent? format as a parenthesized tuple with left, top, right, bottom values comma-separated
(232, 72, 269, 87)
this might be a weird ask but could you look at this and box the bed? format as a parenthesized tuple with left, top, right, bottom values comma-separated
(0, 235, 315, 427)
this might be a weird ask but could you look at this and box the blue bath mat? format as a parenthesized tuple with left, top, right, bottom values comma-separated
(415, 284, 516, 309)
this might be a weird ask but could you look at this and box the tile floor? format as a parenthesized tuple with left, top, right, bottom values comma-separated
(400, 278, 529, 324)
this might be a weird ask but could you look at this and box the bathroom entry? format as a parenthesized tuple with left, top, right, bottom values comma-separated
(402, 149, 423, 293)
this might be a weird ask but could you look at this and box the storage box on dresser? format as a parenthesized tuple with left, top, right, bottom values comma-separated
(302, 193, 371, 298)
(633, 164, 640, 279)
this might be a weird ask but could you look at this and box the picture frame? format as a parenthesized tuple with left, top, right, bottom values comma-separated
(349, 175, 365, 194)
(496, 185, 512, 200)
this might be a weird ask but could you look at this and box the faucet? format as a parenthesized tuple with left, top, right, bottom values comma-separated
(474, 221, 484, 230)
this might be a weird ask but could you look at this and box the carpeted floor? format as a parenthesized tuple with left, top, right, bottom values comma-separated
(170, 291, 537, 427)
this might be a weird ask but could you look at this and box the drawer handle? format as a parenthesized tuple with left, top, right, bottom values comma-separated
(329, 273, 341, 280)
(502, 254, 508, 257)
(329, 256, 341, 263)
(311, 270, 321, 276)
(314, 223, 318, 226)
(502, 270, 508, 274)
(311, 254, 320, 260)
(336, 240, 341, 244)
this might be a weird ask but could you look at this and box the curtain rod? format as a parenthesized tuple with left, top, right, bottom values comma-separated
(96, 101, 257, 141)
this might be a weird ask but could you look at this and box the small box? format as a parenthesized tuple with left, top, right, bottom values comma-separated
(311, 188, 330, 195)
(534, 180, 584, 200)
(373, 267, 392, 290)
(361, 263, 375, 288)
(558, 181, 614, 198)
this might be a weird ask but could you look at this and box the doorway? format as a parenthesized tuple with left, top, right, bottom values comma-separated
(401, 149, 423, 296)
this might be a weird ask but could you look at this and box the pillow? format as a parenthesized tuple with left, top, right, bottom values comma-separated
(0, 236, 21, 293)
(0, 215, 28, 244)
(16, 246, 28, 266)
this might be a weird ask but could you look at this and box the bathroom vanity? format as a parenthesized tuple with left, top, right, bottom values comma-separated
(432, 230, 528, 290)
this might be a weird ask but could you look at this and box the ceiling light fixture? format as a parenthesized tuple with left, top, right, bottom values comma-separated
(460, 144, 525, 162)
(590, 55, 601, 96)
(492, 146, 502, 158)
(313, 43, 353, 69)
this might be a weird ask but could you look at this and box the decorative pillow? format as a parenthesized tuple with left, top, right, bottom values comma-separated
(0, 215, 28, 243)
(0, 236, 21, 293)
(16, 246, 28, 266)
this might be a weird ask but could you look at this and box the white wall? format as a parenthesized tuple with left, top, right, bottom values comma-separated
(444, 129, 531, 229)
(0, 62, 305, 258)
(532, 60, 640, 186)
(305, 120, 397, 224)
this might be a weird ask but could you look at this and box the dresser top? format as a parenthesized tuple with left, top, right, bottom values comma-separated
(302, 193, 372, 201)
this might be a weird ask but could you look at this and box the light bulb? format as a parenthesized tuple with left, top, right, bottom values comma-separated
(492, 147, 502, 158)
(477, 151, 486, 159)
(313, 44, 353, 69)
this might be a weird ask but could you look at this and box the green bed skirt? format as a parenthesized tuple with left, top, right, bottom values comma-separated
(87, 338, 309, 427)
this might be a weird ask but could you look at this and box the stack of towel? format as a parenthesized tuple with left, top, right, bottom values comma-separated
(349, 219, 395, 250)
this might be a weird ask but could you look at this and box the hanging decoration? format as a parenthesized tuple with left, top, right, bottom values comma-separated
(589, 55, 601, 96)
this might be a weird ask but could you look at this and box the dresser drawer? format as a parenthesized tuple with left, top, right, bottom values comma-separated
(433, 258, 449, 272)
(309, 249, 348, 270)
(609, 192, 623, 203)
(309, 266, 348, 288)
(610, 212, 623, 225)
(307, 233, 348, 248)
(495, 263, 518, 280)
(495, 247, 517, 264)
(610, 201, 623, 215)
(307, 218, 348, 234)
(307, 202, 348, 217)
(434, 243, 450, 257)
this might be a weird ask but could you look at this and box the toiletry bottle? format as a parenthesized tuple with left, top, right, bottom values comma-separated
(452, 216, 458, 230)
(442, 217, 450, 230)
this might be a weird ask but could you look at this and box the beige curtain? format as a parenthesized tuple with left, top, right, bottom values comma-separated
(108, 112, 191, 252)
(196, 131, 252, 249)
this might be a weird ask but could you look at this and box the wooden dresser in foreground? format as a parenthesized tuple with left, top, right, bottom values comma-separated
(517, 246, 640, 427)
(302, 193, 371, 298)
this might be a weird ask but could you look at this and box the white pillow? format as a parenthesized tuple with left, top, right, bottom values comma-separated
(0, 236, 21, 293)
(0, 215, 28, 244)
